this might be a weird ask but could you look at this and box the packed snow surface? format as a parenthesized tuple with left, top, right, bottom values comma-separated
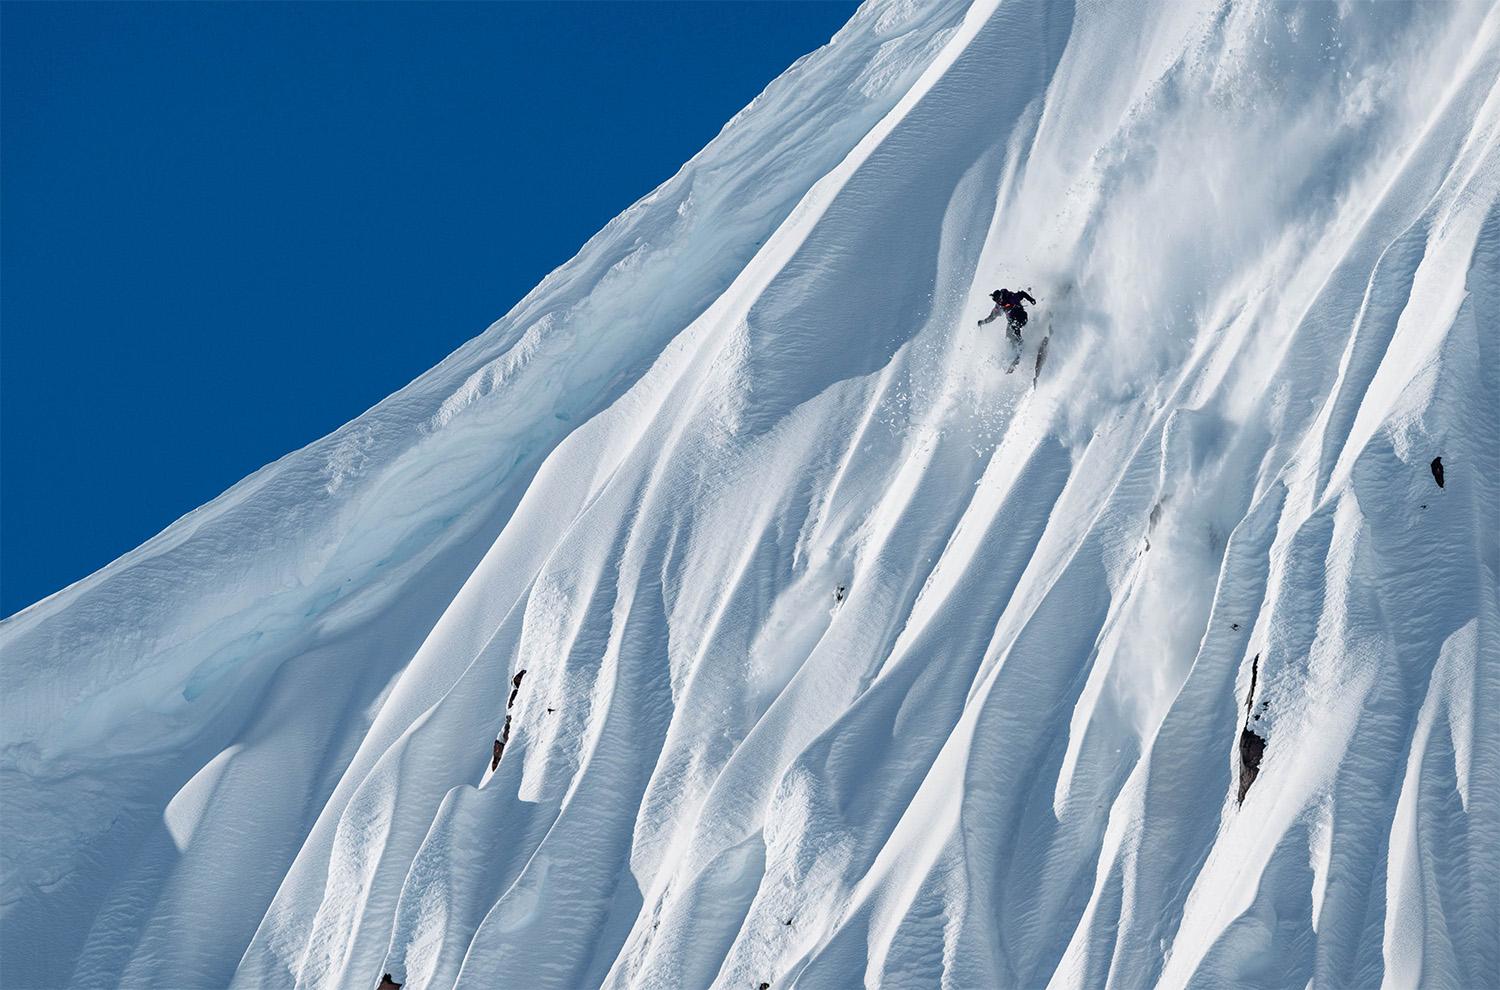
(4, 1, 1498, 987)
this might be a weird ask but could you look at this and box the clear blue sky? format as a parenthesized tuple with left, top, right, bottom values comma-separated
(1, 1, 858, 618)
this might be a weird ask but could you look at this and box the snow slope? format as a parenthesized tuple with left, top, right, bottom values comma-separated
(3, 1, 1497, 987)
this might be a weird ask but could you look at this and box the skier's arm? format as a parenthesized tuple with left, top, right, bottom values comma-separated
(1021, 291, 1036, 305)
(977, 303, 1003, 326)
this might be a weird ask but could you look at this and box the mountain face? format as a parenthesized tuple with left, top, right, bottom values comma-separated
(4, 1, 1498, 987)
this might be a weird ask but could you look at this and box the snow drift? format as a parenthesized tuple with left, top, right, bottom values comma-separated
(3, 0, 1497, 987)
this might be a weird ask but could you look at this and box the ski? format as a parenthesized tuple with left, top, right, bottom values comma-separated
(1032, 329, 1051, 387)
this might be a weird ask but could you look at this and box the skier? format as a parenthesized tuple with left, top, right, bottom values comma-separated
(978, 288, 1035, 340)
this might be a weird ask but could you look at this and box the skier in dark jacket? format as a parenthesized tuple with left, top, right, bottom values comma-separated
(978, 288, 1036, 338)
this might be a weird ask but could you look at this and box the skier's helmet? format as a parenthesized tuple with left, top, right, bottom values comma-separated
(991, 289, 1004, 302)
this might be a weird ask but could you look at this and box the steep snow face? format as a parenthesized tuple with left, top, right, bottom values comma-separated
(3, 1, 1497, 988)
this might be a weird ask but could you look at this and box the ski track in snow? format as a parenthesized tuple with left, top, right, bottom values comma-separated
(3, 1, 1498, 988)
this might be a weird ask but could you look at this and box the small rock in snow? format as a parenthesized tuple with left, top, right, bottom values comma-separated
(1237, 728, 1266, 803)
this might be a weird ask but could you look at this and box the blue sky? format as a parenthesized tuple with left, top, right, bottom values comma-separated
(1, 1, 858, 618)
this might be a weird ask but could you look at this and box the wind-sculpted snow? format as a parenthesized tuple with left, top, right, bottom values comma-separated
(3, 1, 1497, 987)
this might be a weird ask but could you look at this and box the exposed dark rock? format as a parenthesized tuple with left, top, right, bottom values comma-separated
(490, 713, 514, 771)
(760, 983, 771, 989)
(835, 585, 846, 604)
(1237, 728, 1266, 803)
(1231, 623, 1240, 630)
(490, 670, 529, 770)
(1244, 653, 1259, 719)
(378, 975, 402, 990)
(1431, 456, 1444, 488)
(1237, 652, 1265, 803)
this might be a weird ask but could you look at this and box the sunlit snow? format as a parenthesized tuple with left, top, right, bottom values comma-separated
(3, 0, 1497, 987)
